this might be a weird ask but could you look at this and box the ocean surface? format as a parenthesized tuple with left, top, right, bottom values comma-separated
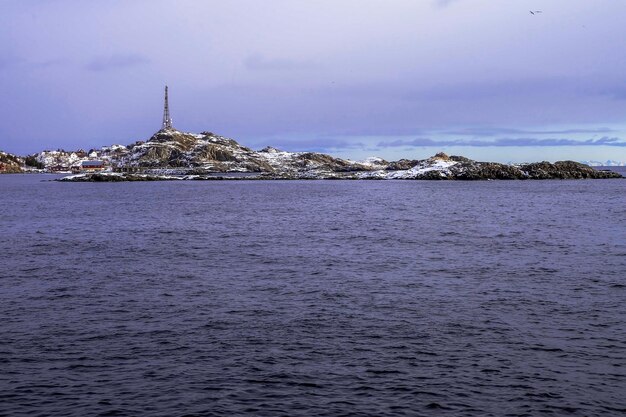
(1, 174, 625, 417)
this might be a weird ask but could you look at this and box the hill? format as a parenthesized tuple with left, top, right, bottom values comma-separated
(0, 151, 23, 173)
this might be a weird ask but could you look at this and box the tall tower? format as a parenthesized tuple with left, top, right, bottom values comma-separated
(162, 85, 173, 130)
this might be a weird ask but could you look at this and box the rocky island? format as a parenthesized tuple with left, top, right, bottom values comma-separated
(49, 128, 621, 181)
(2, 128, 622, 180)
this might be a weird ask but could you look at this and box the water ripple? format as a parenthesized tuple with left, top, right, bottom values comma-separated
(1, 176, 625, 416)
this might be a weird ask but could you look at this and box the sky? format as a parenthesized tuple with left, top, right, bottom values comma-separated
(1, 0, 626, 162)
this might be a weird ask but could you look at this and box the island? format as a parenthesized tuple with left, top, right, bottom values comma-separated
(2, 129, 622, 181)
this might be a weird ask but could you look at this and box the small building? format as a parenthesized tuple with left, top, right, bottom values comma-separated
(81, 160, 106, 171)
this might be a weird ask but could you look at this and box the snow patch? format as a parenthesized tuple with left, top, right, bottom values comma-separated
(358, 156, 387, 167)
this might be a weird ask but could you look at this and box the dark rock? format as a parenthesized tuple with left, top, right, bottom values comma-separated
(148, 130, 198, 151)
(449, 155, 473, 163)
(387, 159, 422, 170)
(297, 152, 361, 172)
(520, 160, 622, 179)
(259, 146, 284, 153)
(451, 162, 526, 180)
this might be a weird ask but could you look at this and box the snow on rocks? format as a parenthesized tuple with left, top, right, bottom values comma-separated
(29, 130, 622, 181)
(395, 159, 458, 179)
(358, 154, 459, 179)
(356, 156, 388, 167)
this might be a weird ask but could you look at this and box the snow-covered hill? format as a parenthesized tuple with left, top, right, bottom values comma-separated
(105, 129, 375, 175)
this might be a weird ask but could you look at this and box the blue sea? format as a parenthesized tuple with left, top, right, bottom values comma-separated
(1, 174, 625, 416)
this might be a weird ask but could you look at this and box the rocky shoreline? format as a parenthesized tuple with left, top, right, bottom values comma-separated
(4, 128, 623, 180)
(57, 155, 622, 182)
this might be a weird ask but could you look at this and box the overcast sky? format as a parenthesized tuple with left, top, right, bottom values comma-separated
(1, 0, 626, 162)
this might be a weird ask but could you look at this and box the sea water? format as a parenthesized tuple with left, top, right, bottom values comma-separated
(1, 174, 625, 416)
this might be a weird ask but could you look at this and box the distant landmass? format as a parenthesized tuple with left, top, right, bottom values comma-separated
(1, 128, 623, 180)
(0, 151, 23, 173)
(579, 160, 626, 167)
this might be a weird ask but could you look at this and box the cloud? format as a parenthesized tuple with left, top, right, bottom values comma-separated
(86, 53, 149, 72)
(250, 136, 365, 153)
(378, 136, 626, 148)
(407, 76, 586, 101)
(441, 127, 616, 137)
(0, 54, 68, 71)
(244, 54, 315, 71)
(433, 0, 461, 8)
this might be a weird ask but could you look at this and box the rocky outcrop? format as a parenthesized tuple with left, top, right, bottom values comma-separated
(122, 130, 277, 172)
(387, 159, 422, 170)
(359, 153, 622, 180)
(519, 161, 617, 179)
(445, 160, 621, 180)
(19, 129, 620, 181)
(0, 151, 23, 173)
(60, 173, 181, 182)
(258, 147, 372, 175)
(450, 161, 527, 180)
(58, 156, 623, 181)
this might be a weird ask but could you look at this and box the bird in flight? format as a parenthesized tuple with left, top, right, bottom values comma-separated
(529, 10, 542, 15)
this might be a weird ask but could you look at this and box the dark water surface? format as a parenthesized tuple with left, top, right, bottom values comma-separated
(1, 174, 625, 416)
